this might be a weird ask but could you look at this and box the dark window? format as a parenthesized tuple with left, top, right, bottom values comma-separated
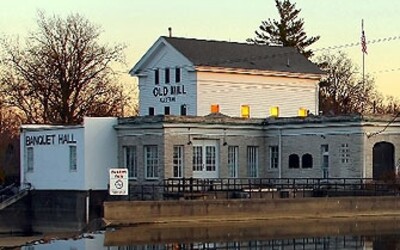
(148, 107, 155, 116)
(175, 67, 181, 83)
(165, 68, 170, 83)
(164, 106, 170, 115)
(302, 154, 313, 168)
(154, 69, 159, 84)
(288, 154, 300, 168)
(180, 104, 187, 116)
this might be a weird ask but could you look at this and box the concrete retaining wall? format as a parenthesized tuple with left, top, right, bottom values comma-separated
(104, 196, 400, 226)
(0, 193, 31, 234)
(0, 190, 108, 233)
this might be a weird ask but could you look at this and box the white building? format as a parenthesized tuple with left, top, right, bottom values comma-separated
(17, 36, 400, 201)
(20, 117, 118, 190)
(130, 36, 323, 118)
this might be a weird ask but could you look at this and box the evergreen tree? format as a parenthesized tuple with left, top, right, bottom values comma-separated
(248, 0, 319, 58)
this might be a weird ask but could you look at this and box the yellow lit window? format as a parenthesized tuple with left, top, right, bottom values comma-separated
(241, 105, 250, 118)
(270, 106, 279, 117)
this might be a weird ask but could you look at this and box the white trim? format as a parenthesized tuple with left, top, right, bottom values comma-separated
(195, 66, 323, 80)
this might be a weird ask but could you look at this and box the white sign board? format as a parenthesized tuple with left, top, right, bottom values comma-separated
(109, 168, 129, 195)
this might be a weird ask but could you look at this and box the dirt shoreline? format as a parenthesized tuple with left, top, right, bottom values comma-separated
(0, 232, 80, 248)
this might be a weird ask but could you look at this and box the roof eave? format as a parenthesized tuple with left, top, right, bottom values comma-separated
(195, 66, 325, 80)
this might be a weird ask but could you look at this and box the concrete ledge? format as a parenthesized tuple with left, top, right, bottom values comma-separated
(103, 196, 400, 226)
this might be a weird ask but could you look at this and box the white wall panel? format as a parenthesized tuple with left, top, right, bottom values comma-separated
(197, 72, 319, 118)
(138, 42, 197, 116)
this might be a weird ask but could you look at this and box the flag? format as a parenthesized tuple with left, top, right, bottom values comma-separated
(361, 27, 367, 54)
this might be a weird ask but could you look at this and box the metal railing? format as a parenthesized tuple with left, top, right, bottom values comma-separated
(0, 183, 32, 210)
(120, 177, 400, 201)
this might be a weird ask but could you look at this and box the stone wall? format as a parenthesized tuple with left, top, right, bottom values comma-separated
(104, 196, 400, 226)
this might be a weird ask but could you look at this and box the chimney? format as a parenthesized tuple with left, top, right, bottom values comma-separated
(168, 27, 172, 37)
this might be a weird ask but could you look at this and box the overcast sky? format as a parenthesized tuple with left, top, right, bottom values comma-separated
(1, 0, 400, 98)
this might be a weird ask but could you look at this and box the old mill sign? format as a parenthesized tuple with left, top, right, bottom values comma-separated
(109, 168, 129, 195)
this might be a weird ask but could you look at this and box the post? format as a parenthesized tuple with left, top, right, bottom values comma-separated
(361, 19, 367, 114)
(86, 190, 90, 224)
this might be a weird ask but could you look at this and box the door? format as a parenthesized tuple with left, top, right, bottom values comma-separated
(192, 140, 219, 179)
(373, 142, 395, 179)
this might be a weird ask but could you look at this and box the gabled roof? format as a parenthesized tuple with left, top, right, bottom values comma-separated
(130, 36, 323, 76)
(162, 36, 323, 75)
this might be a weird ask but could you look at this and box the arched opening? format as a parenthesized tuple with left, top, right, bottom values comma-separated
(302, 153, 313, 168)
(373, 142, 395, 180)
(288, 154, 299, 169)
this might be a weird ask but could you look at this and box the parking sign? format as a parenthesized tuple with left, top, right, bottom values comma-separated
(109, 168, 129, 195)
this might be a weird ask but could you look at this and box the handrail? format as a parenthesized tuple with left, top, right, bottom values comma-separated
(0, 183, 32, 210)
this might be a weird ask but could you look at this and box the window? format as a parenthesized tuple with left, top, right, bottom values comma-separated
(302, 153, 313, 168)
(192, 146, 203, 171)
(228, 146, 239, 178)
(27, 147, 34, 172)
(173, 146, 184, 178)
(144, 145, 159, 179)
(124, 146, 137, 178)
(321, 144, 329, 154)
(270, 146, 279, 169)
(180, 104, 187, 116)
(149, 107, 155, 116)
(175, 67, 181, 83)
(241, 105, 250, 118)
(247, 146, 258, 177)
(289, 154, 300, 168)
(69, 145, 77, 171)
(154, 69, 159, 84)
(164, 106, 170, 115)
(340, 143, 350, 164)
(205, 146, 216, 171)
(321, 144, 329, 178)
(165, 68, 170, 83)
(211, 104, 220, 114)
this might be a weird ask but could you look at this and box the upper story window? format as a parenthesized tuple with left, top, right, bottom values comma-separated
(154, 69, 159, 84)
(165, 68, 170, 84)
(175, 67, 181, 83)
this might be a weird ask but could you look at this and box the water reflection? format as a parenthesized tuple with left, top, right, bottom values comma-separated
(20, 218, 400, 250)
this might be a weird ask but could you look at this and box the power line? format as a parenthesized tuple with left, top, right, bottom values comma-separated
(314, 35, 400, 52)
(130, 34, 400, 75)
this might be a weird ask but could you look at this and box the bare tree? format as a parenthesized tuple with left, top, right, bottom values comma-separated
(0, 11, 128, 124)
(317, 51, 377, 115)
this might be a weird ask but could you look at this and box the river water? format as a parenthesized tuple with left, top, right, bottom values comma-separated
(5, 217, 400, 249)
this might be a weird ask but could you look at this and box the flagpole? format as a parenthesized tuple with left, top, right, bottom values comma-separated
(362, 19, 365, 115)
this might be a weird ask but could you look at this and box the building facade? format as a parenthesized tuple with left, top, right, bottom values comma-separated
(116, 115, 400, 186)
(20, 117, 118, 190)
(130, 36, 323, 118)
(17, 37, 400, 201)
